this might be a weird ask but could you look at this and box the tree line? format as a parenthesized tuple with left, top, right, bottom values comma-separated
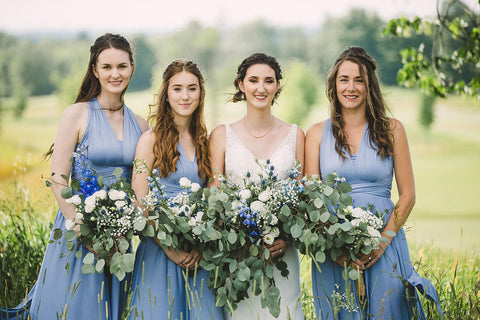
(1, 3, 478, 129)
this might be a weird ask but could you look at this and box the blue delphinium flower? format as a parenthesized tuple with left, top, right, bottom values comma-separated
(72, 145, 100, 197)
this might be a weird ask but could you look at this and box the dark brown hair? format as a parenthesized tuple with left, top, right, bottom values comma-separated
(231, 53, 283, 104)
(149, 59, 211, 181)
(327, 46, 393, 159)
(76, 33, 134, 102)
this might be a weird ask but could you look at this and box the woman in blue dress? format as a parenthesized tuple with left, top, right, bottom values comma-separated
(0, 33, 149, 320)
(305, 47, 442, 319)
(128, 60, 223, 320)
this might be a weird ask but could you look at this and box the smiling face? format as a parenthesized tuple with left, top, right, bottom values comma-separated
(167, 71, 201, 121)
(93, 47, 133, 96)
(336, 60, 367, 112)
(239, 63, 280, 109)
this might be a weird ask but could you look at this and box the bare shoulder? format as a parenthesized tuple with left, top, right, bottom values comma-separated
(306, 120, 327, 140)
(389, 118, 406, 136)
(59, 102, 88, 128)
(134, 113, 149, 132)
(138, 129, 156, 145)
(209, 124, 226, 141)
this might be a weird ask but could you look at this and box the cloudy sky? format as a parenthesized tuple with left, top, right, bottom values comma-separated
(0, 0, 440, 35)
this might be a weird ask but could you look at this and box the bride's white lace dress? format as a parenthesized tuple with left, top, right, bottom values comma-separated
(223, 123, 305, 320)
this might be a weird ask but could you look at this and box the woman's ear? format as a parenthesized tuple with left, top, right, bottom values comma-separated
(238, 79, 245, 93)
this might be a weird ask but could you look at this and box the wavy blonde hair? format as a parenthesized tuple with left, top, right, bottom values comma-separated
(149, 60, 211, 181)
(327, 46, 393, 160)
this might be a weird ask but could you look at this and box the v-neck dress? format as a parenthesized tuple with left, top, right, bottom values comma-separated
(128, 143, 223, 320)
(223, 124, 304, 320)
(311, 118, 441, 319)
(1, 98, 142, 320)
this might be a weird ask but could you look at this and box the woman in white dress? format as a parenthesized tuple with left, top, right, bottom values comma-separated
(209, 53, 305, 320)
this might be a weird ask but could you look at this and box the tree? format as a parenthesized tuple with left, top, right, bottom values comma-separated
(280, 60, 321, 126)
(384, 0, 480, 99)
(129, 36, 156, 91)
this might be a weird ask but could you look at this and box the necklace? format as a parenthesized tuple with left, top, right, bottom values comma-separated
(102, 104, 124, 112)
(243, 116, 275, 139)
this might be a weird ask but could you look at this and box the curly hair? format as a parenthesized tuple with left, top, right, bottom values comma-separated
(326, 46, 393, 160)
(231, 53, 283, 104)
(149, 59, 211, 181)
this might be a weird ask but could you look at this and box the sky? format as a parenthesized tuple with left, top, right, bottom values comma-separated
(0, 0, 440, 35)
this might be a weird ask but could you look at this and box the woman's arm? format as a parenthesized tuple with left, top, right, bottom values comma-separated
(364, 119, 415, 268)
(304, 121, 325, 178)
(295, 126, 305, 171)
(50, 103, 88, 221)
(207, 125, 226, 187)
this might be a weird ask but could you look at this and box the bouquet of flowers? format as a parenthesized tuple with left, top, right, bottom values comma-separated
(51, 146, 149, 281)
(298, 172, 393, 303)
(140, 167, 221, 255)
(200, 160, 305, 317)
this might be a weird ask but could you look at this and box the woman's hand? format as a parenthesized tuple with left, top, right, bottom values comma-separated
(335, 253, 365, 271)
(265, 238, 287, 258)
(361, 242, 388, 269)
(164, 248, 202, 270)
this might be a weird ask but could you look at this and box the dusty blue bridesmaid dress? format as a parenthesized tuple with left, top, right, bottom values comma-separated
(311, 119, 442, 320)
(128, 143, 223, 320)
(1, 98, 142, 320)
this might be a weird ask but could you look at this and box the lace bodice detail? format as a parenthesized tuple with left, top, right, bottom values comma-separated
(225, 123, 297, 187)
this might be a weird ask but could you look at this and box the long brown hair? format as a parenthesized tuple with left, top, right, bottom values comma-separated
(149, 60, 211, 181)
(327, 46, 393, 160)
(45, 33, 134, 159)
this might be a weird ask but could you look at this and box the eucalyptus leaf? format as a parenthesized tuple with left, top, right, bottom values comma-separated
(95, 259, 106, 273)
(61, 187, 73, 199)
(83, 252, 95, 265)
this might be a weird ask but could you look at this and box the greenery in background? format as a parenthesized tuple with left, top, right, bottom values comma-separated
(419, 93, 437, 131)
(384, 0, 480, 99)
(0, 183, 52, 307)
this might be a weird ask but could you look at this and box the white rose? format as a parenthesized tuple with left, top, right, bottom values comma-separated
(258, 189, 271, 202)
(66, 195, 81, 206)
(108, 190, 119, 200)
(367, 226, 381, 238)
(116, 191, 127, 200)
(85, 195, 96, 208)
(270, 214, 278, 226)
(250, 200, 266, 214)
(95, 189, 107, 200)
(270, 227, 280, 238)
(191, 183, 201, 192)
(352, 207, 365, 218)
(263, 234, 275, 245)
(232, 200, 243, 210)
(85, 203, 95, 213)
(345, 206, 354, 214)
(75, 212, 84, 221)
(179, 177, 192, 188)
(115, 200, 127, 209)
(239, 189, 252, 201)
(188, 218, 197, 226)
(65, 219, 76, 230)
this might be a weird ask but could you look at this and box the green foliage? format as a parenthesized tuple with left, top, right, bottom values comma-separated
(0, 186, 51, 307)
(282, 60, 321, 126)
(129, 36, 155, 91)
(384, 0, 480, 99)
(419, 93, 436, 130)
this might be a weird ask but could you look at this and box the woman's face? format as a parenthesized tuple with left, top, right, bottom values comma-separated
(336, 60, 367, 112)
(93, 48, 133, 96)
(239, 63, 280, 109)
(167, 71, 201, 121)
